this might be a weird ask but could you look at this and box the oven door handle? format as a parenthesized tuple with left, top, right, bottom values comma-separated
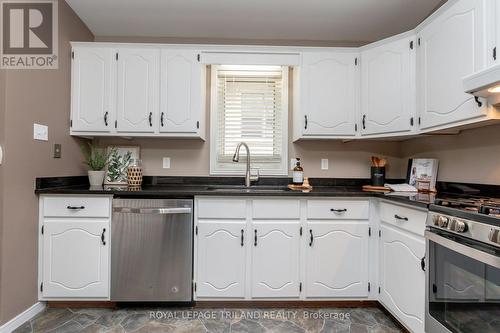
(425, 230, 500, 268)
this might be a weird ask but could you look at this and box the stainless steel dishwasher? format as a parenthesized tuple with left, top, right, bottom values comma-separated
(111, 199, 193, 302)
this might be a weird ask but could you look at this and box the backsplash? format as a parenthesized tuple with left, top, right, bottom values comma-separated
(96, 122, 500, 185)
(95, 137, 404, 179)
(401, 123, 500, 185)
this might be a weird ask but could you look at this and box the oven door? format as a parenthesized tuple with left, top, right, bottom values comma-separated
(425, 229, 500, 333)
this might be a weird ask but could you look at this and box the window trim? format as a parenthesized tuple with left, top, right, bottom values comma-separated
(209, 65, 289, 176)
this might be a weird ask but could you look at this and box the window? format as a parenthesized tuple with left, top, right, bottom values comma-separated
(210, 65, 288, 175)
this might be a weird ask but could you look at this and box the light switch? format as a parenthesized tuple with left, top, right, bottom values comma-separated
(33, 123, 48, 141)
(162, 157, 171, 169)
(53, 144, 61, 158)
(321, 159, 329, 170)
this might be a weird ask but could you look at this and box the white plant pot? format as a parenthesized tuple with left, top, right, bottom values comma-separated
(88, 170, 106, 186)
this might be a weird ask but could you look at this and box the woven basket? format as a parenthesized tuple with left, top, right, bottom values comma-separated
(127, 166, 143, 187)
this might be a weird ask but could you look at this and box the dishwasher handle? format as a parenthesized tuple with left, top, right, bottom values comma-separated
(113, 207, 192, 214)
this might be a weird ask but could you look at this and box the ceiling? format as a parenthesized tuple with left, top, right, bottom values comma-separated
(66, 0, 446, 45)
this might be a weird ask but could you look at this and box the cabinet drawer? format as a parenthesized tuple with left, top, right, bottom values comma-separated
(252, 199, 300, 219)
(43, 196, 111, 218)
(307, 200, 369, 220)
(379, 201, 427, 236)
(197, 198, 246, 219)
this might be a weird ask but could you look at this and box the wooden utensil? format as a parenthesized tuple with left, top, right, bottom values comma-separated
(362, 185, 391, 192)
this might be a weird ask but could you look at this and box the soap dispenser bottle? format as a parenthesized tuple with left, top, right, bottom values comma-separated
(292, 158, 304, 185)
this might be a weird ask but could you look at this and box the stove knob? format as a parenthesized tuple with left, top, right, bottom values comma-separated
(432, 215, 440, 226)
(437, 216, 449, 228)
(454, 219, 468, 233)
(488, 228, 500, 245)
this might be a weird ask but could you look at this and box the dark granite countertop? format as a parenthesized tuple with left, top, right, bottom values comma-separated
(35, 176, 434, 209)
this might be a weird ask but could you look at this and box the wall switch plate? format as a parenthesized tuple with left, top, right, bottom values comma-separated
(33, 124, 48, 141)
(53, 144, 61, 158)
(321, 159, 329, 170)
(162, 157, 171, 169)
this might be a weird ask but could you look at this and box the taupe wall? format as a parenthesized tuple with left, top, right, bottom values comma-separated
(0, 63, 6, 319)
(0, 1, 93, 325)
(401, 124, 500, 185)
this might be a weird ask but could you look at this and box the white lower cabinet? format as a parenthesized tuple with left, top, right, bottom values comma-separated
(42, 220, 109, 298)
(305, 222, 369, 298)
(252, 222, 300, 298)
(39, 195, 112, 300)
(194, 197, 371, 300)
(195, 221, 246, 298)
(379, 224, 425, 333)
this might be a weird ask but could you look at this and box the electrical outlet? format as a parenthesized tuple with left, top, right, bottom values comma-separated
(162, 157, 171, 169)
(290, 158, 296, 170)
(321, 159, 329, 170)
(33, 123, 48, 141)
(53, 144, 61, 158)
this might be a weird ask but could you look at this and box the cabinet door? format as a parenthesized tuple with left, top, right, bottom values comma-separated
(71, 47, 114, 132)
(301, 52, 358, 137)
(196, 221, 246, 298)
(42, 220, 109, 298)
(379, 225, 425, 333)
(160, 50, 202, 134)
(361, 36, 415, 135)
(252, 222, 300, 298)
(116, 48, 159, 133)
(417, 0, 488, 131)
(305, 222, 369, 298)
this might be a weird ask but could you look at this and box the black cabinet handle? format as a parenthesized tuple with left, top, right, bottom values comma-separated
(421, 256, 425, 271)
(304, 115, 308, 129)
(362, 115, 366, 129)
(254, 229, 257, 246)
(104, 111, 108, 126)
(160, 112, 164, 127)
(309, 230, 314, 246)
(331, 208, 347, 213)
(475, 96, 483, 107)
(241, 229, 244, 247)
(67, 205, 85, 210)
(101, 228, 106, 245)
(394, 214, 409, 221)
(148, 112, 153, 126)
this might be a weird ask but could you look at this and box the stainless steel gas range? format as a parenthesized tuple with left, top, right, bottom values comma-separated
(425, 196, 500, 333)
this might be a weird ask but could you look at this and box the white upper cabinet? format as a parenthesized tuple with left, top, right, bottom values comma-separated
(160, 50, 204, 135)
(116, 48, 160, 133)
(252, 222, 300, 298)
(497, 1, 500, 64)
(361, 35, 416, 136)
(305, 222, 369, 298)
(416, 0, 489, 131)
(294, 52, 359, 139)
(71, 47, 115, 133)
(42, 220, 109, 298)
(195, 221, 246, 299)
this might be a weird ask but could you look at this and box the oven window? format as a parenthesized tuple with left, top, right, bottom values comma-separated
(429, 239, 500, 333)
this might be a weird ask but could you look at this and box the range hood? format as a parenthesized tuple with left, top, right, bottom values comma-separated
(463, 64, 500, 105)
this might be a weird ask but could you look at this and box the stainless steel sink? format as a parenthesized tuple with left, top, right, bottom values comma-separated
(205, 186, 289, 193)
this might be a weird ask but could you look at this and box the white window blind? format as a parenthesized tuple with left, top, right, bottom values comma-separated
(211, 65, 288, 175)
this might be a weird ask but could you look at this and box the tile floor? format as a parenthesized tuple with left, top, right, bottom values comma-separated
(12, 307, 404, 333)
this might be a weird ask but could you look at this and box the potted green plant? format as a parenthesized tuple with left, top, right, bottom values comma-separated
(80, 143, 113, 186)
